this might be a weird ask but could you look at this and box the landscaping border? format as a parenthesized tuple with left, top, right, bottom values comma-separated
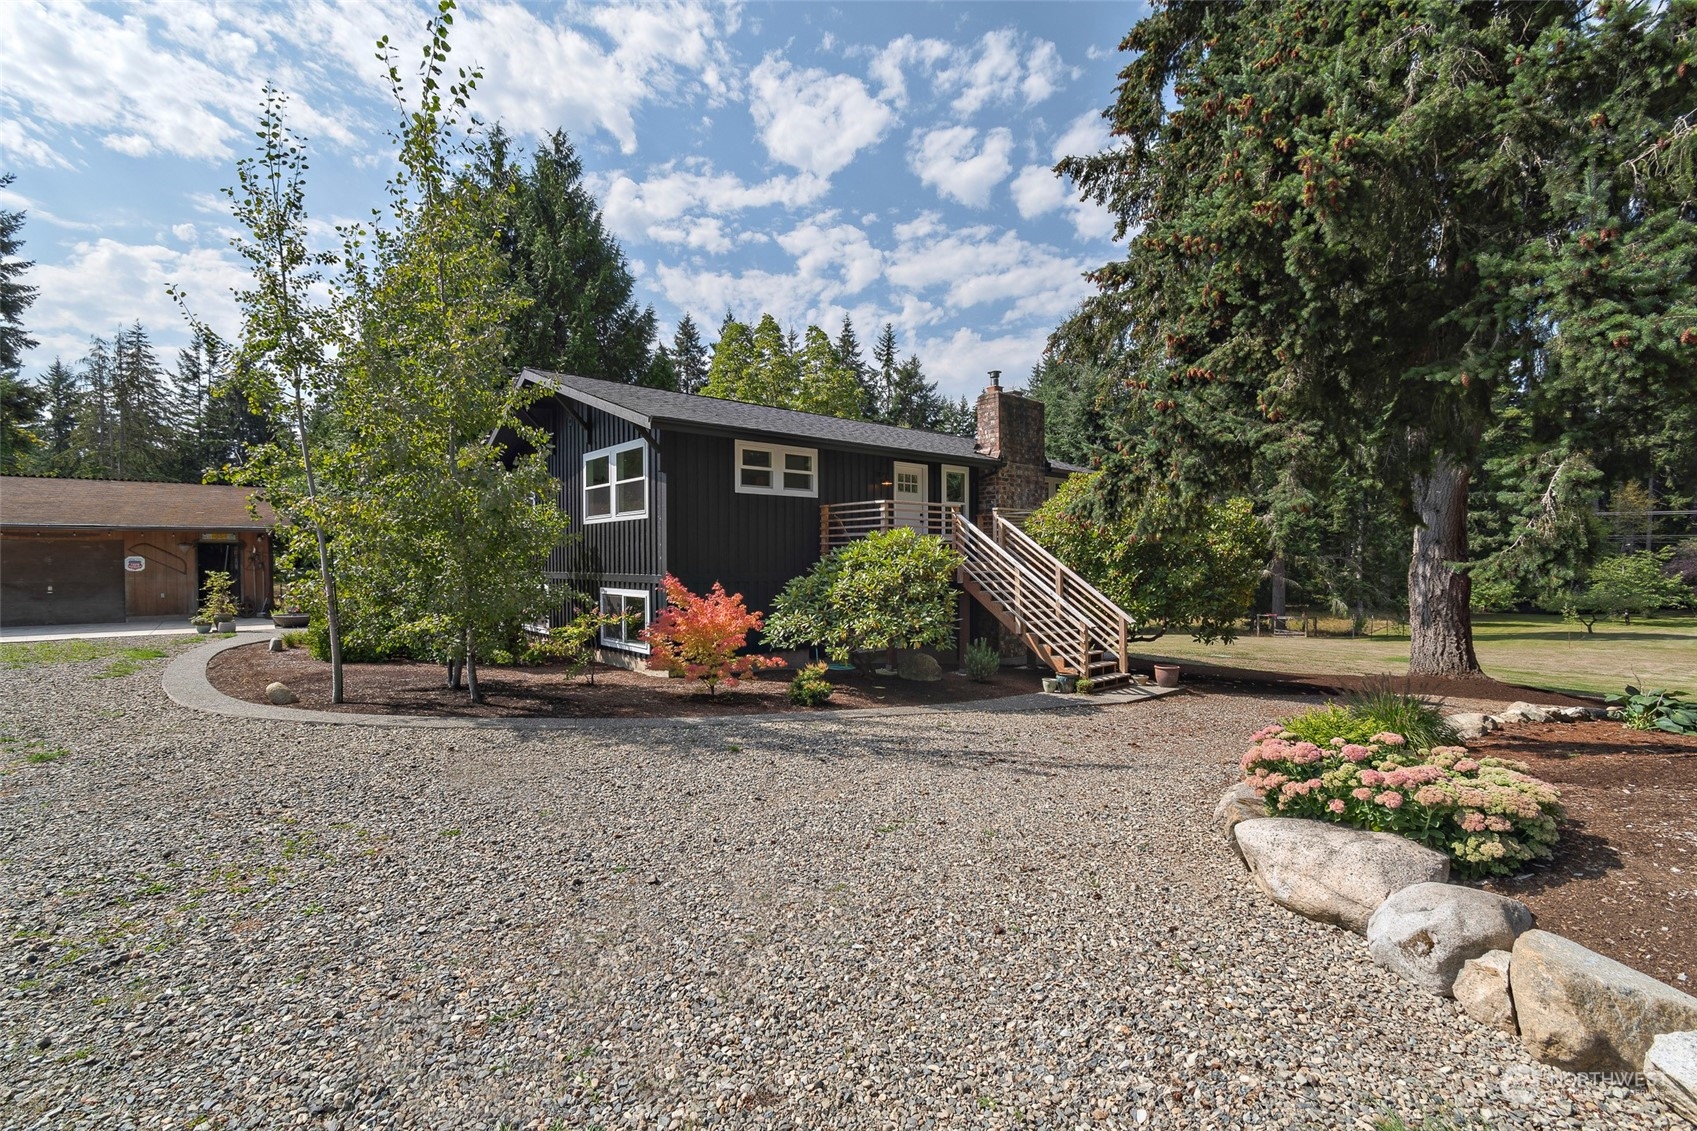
(1214, 708, 1697, 1122)
(163, 635, 1183, 730)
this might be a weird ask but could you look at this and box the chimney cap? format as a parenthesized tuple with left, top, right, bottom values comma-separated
(988, 369, 1001, 386)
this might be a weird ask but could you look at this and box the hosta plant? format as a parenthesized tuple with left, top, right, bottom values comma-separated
(1604, 685, 1696, 735)
(1241, 726, 1562, 878)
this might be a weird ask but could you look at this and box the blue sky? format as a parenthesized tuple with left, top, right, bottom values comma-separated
(1, 1, 1140, 401)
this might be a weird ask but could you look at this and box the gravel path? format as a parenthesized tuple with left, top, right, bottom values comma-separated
(1, 640, 1679, 1130)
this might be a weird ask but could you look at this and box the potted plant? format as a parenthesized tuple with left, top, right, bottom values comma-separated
(199, 570, 240, 634)
(271, 577, 313, 629)
(190, 613, 213, 635)
(1153, 663, 1181, 688)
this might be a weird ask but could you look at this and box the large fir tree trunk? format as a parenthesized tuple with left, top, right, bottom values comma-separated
(1407, 454, 1482, 677)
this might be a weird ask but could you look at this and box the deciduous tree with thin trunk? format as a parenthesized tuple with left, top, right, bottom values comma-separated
(173, 85, 349, 701)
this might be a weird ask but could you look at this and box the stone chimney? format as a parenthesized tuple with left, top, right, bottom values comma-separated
(975, 371, 1048, 522)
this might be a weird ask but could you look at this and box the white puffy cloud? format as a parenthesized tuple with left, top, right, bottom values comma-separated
(0, 0, 368, 166)
(1009, 163, 1066, 219)
(747, 56, 894, 177)
(884, 216, 1095, 324)
(911, 326, 1053, 399)
(597, 165, 829, 242)
(870, 29, 1073, 117)
(1051, 108, 1112, 163)
(170, 223, 199, 243)
(22, 237, 247, 371)
(908, 126, 1014, 208)
(776, 215, 884, 298)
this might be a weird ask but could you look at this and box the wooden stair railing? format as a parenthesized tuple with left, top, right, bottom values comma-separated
(815, 500, 1140, 688)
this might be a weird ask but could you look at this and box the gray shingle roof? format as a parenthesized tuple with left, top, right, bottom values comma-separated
(523, 369, 998, 466)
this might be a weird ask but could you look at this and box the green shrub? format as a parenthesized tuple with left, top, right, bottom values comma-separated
(964, 637, 1000, 682)
(1242, 724, 1562, 878)
(305, 619, 406, 663)
(1281, 684, 1457, 750)
(765, 528, 963, 662)
(1605, 685, 1696, 735)
(787, 662, 835, 707)
(280, 630, 307, 650)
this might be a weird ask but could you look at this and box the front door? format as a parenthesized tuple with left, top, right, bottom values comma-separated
(893, 461, 928, 532)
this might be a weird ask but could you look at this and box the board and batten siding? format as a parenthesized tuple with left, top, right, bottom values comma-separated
(543, 396, 664, 594)
(664, 429, 932, 617)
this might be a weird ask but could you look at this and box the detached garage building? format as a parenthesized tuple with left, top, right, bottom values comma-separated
(0, 477, 274, 627)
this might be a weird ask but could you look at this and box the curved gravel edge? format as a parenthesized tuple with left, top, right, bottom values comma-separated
(164, 635, 1180, 731)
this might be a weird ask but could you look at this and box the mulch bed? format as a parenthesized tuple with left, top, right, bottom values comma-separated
(207, 643, 1045, 718)
(1139, 656, 1597, 707)
(1470, 720, 1697, 990)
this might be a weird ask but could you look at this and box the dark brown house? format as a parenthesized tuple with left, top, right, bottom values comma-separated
(0, 477, 274, 627)
(515, 370, 1128, 684)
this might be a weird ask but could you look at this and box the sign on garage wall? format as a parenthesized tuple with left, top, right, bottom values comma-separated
(123, 555, 146, 572)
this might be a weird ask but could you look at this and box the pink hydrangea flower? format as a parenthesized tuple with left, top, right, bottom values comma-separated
(1340, 744, 1372, 763)
(1369, 732, 1407, 746)
(1459, 812, 1488, 832)
(1375, 791, 1404, 809)
(1327, 799, 1346, 813)
(1352, 787, 1374, 801)
(1454, 759, 1480, 773)
(1359, 769, 1384, 787)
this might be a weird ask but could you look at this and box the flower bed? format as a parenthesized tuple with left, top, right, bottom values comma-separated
(1241, 724, 1562, 878)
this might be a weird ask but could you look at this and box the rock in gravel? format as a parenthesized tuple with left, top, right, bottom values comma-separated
(1552, 706, 1592, 722)
(1366, 883, 1534, 996)
(1497, 702, 1554, 725)
(1512, 929, 1697, 1072)
(1446, 712, 1499, 740)
(264, 681, 298, 705)
(1646, 1031, 1697, 1125)
(269, 635, 285, 653)
(1455, 949, 1518, 1034)
(1213, 782, 1266, 866)
(894, 650, 942, 682)
(1233, 818, 1450, 934)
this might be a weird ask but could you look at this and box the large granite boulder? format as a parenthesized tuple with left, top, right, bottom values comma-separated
(1511, 930, 1697, 1073)
(895, 650, 942, 682)
(1646, 1031, 1697, 1126)
(1213, 783, 1267, 866)
(265, 681, 299, 705)
(1497, 702, 1554, 725)
(1446, 712, 1499, 740)
(1233, 818, 1450, 934)
(1454, 949, 1517, 1034)
(1366, 883, 1534, 996)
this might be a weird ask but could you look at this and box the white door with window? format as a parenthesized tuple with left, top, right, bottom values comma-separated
(893, 461, 928, 532)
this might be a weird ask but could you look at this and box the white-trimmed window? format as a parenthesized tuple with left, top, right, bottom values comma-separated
(599, 588, 651, 653)
(942, 465, 970, 510)
(584, 440, 647, 522)
(735, 439, 817, 497)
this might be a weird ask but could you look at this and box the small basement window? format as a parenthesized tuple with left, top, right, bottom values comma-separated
(584, 440, 647, 522)
(735, 440, 817, 497)
(599, 588, 651, 653)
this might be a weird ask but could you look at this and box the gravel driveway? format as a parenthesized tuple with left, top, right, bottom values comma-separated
(0, 642, 1678, 1130)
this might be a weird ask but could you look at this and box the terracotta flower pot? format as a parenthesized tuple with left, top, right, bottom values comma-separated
(1153, 663, 1181, 688)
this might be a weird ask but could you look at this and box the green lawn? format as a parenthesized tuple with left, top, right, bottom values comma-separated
(1134, 613, 1697, 697)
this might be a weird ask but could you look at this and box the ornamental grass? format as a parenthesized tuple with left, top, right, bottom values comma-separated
(1241, 721, 1562, 878)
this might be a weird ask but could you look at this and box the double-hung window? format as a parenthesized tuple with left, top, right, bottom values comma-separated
(735, 440, 817, 497)
(584, 440, 647, 522)
(599, 588, 650, 653)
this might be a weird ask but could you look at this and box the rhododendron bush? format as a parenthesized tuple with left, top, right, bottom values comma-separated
(1241, 724, 1562, 878)
(642, 575, 785, 695)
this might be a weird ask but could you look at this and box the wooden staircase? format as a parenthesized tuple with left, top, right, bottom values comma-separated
(819, 501, 1140, 691)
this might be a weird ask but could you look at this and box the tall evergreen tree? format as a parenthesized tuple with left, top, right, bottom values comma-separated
(703, 317, 757, 402)
(0, 374, 43, 473)
(1061, 0, 1697, 676)
(671, 314, 709, 395)
(0, 173, 37, 376)
(883, 354, 938, 429)
(871, 322, 899, 421)
(1026, 357, 1113, 466)
(479, 127, 657, 382)
(25, 358, 79, 475)
(745, 314, 800, 408)
(833, 314, 878, 418)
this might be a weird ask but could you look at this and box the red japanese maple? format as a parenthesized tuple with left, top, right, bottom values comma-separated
(641, 575, 786, 695)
